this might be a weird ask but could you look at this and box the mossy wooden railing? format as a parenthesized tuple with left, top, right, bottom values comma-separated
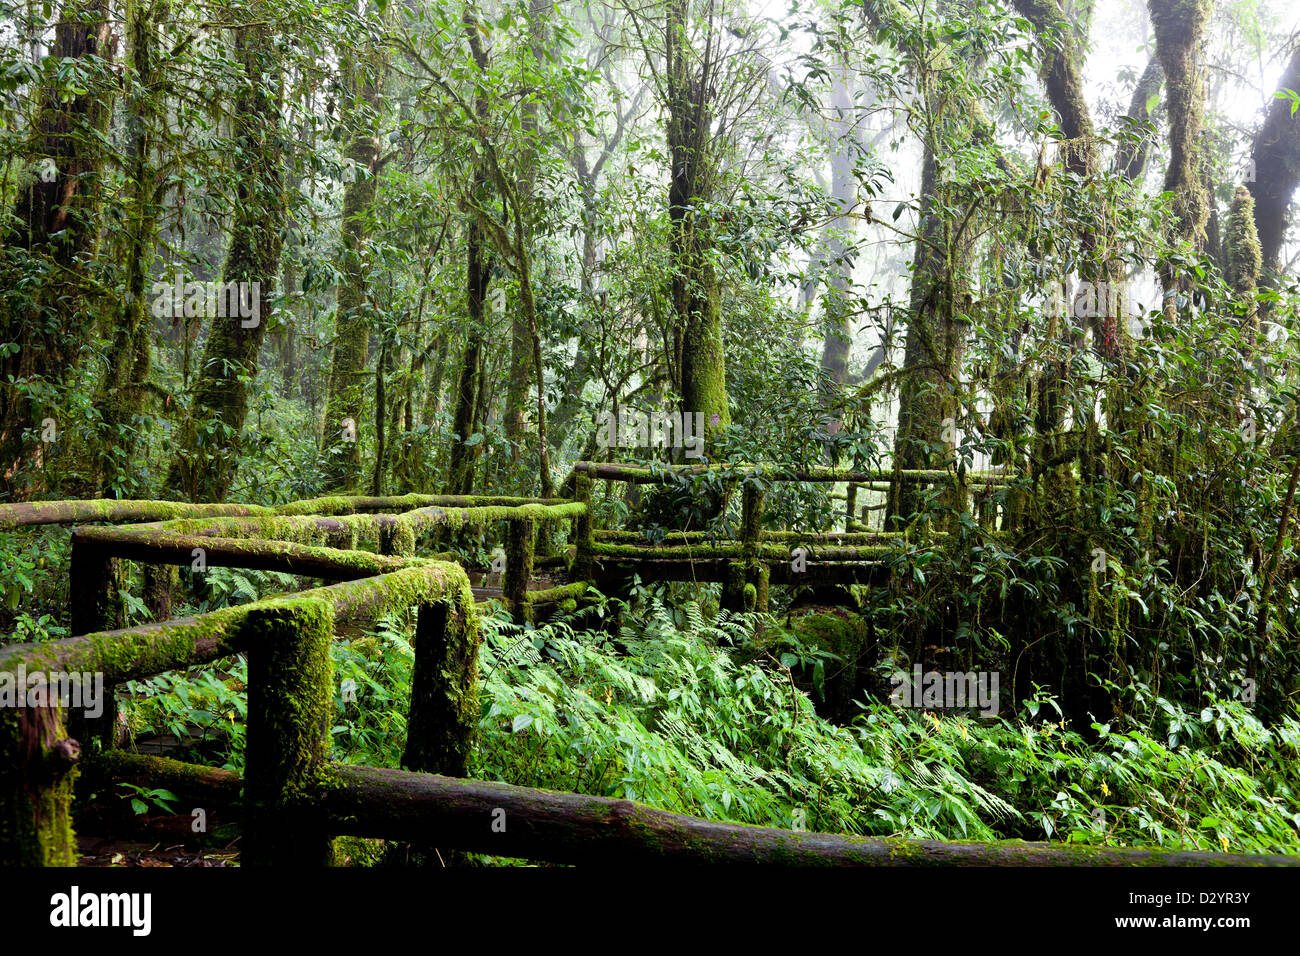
(0, 494, 577, 865)
(570, 461, 1014, 611)
(3, 490, 1295, 867)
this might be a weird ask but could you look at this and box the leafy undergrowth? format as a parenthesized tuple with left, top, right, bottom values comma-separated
(111, 580, 1300, 859)
(473, 600, 1300, 856)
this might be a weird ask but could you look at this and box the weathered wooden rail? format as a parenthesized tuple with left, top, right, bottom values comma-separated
(2, 475, 1293, 866)
(570, 460, 1012, 611)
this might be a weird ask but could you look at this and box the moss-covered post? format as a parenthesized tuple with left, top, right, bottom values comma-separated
(504, 516, 535, 623)
(535, 517, 556, 559)
(721, 560, 746, 612)
(573, 472, 595, 582)
(242, 600, 336, 866)
(402, 594, 480, 776)
(743, 484, 767, 612)
(0, 692, 80, 865)
(722, 483, 766, 613)
(394, 589, 480, 866)
(68, 532, 120, 750)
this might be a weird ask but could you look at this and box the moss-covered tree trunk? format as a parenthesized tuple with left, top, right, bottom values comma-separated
(85, 0, 168, 498)
(1225, 187, 1263, 346)
(888, 142, 972, 527)
(322, 36, 386, 492)
(446, 10, 494, 498)
(666, 0, 730, 449)
(0, 0, 116, 496)
(165, 21, 285, 502)
(1148, 0, 1212, 316)
(0, 705, 80, 866)
(1247, 46, 1300, 277)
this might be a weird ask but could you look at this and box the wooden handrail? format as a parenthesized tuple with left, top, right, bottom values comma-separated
(91, 753, 1300, 868)
(574, 461, 1016, 485)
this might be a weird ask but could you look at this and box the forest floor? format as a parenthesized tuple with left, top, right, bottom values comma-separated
(77, 833, 238, 867)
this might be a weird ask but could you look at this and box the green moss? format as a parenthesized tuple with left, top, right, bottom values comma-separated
(593, 541, 896, 562)
(792, 610, 868, 659)
(790, 609, 872, 723)
(243, 599, 337, 866)
(334, 834, 387, 866)
(0, 705, 79, 866)
(377, 517, 416, 557)
(402, 592, 482, 779)
(523, 581, 589, 606)
(1226, 186, 1263, 296)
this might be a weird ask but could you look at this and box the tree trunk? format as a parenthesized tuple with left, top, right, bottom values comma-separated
(86, 0, 168, 498)
(165, 22, 285, 502)
(818, 62, 858, 415)
(666, 0, 730, 447)
(888, 142, 972, 525)
(1115, 56, 1163, 183)
(1148, 0, 1212, 316)
(1248, 46, 1300, 276)
(322, 35, 385, 491)
(0, 0, 116, 496)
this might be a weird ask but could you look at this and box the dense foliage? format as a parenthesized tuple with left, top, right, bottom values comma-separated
(4, 0, 1300, 860)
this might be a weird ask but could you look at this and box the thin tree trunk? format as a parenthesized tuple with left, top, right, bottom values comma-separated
(1115, 55, 1163, 183)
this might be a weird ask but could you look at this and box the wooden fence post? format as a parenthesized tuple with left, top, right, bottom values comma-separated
(743, 484, 767, 611)
(393, 585, 481, 866)
(69, 532, 121, 636)
(503, 517, 535, 624)
(68, 532, 120, 750)
(722, 484, 766, 612)
(242, 600, 336, 866)
(402, 594, 480, 777)
(572, 472, 594, 582)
